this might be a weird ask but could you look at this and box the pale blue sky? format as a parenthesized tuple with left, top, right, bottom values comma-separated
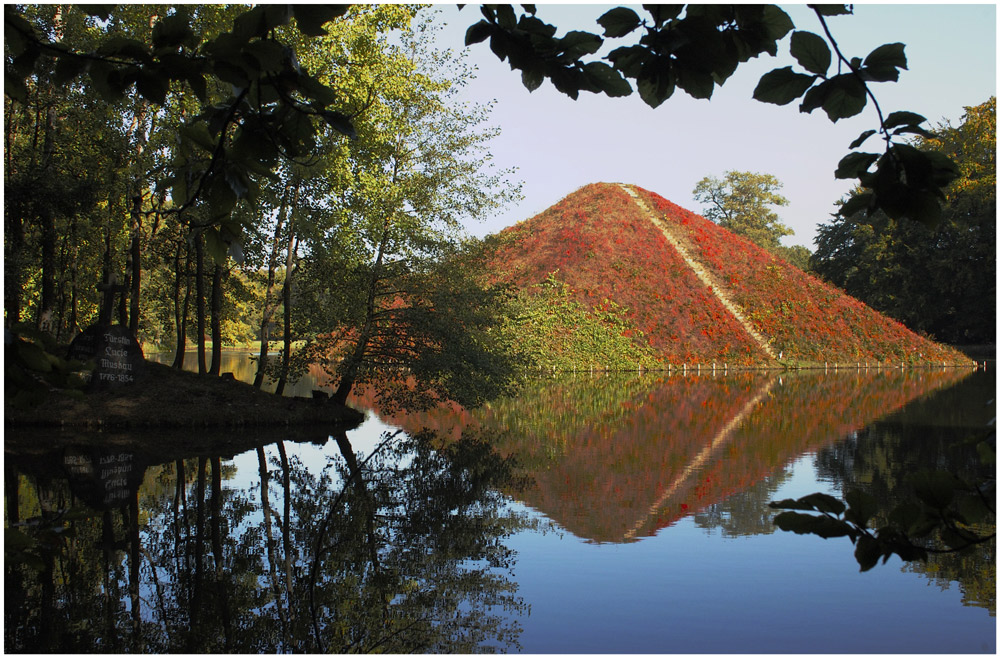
(428, 3, 996, 248)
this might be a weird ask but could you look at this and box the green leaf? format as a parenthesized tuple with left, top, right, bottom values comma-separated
(297, 74, 337, 106)
(809, 4, 852, 16)
(207, 177, 238, 220)
(790, 31, 831, 76)
(53, 55, 89, 86)
(322, 110, 356, 139)
(246, 39, 289, 74)
(5, 74, 29, 103)
(643, 4, 684, 29)
(753, 66, 816, 106)
(583, 61, 632, 97)
(637, 71, 675, 108)
(291, 4, 348, 37)
(835, 151, 878, 179)
(179, 121, 216, 152)
(5, 528, 36, 552)
(203, 227, 230, 265)
(676, 63, 716, 99)
(136, 70, 169, 105)
(97, 36, 152, 63)
(854, 534, 881, 571)
(518, 15, 557, 38)
(769, 498, 816, 511)
(818, 74, 867, 121)
(844, 489, 878, 528)
(799, 492, 847, 515)
(598, 7, 641, 38)
(759, 5, 795, 41)
(521, 66, 544, 92)
(909, 470, 960, 510)
(558, 31, 603, 61)
(607, 45, 649, 78)
(186, 72, 207, 101)
(465, 20, 492, 46)
(863, 42, 907, 77)
(82, 4, 114, 20)
(773, 511, 852, 538)
(849, 129, 877, 150)
(152, 14, 194, 49)
(883, 110, 927, 130)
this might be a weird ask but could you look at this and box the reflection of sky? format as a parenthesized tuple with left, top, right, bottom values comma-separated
(146, 353, 992, 653)
(226, 414, 401, 493)
(500, 455, 995, 654)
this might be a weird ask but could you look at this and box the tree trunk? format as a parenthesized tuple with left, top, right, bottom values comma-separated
(332, 225, 390, 405)
(5, 211, 24, 327)
(195, 233, 207, 375)
(37, 206, 57, 333)
(127, 193, 142, 336)
(253, 182, 295, 389)
(210, 264, 224, 376)
(172, 239, 189, 369)
(37, 105, 57, 334)
(274, 229, 299, 396)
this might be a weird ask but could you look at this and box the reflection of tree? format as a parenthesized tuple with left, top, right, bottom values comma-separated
(298, 429, 530, 653)
(5, 427, 529, 652)
(813, 370, 995, 613)
(370, 368, 970, 543)
(694, 468, 792, 538)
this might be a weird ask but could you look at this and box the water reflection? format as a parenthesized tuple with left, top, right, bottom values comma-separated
(6, 361, 991, 653)
(365, 368, 974, 544)
(5, 426, 531, 652)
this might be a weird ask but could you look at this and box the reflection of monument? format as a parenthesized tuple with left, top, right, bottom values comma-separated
(367, 368, 973, 543)
(62, 446, 147, 510)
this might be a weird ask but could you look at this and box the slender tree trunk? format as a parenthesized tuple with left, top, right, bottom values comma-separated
(127, 193, 142, 336)
(210, 264, 224, 376)
(274, 230, 298, 396)
(277, 440, 296, 647)
(68, 216, 79, 337)
(128, 491, 142, 651)
(257, 446, 288, 639)
(210, 456, 233, 649)
(172, 240, 189, 369)
(37, 105, 57, 333)
(195, 233, 207, 375)
(5, 212, 24, 327)
(38, 208, 57, 332)
(254, 182, 295, 388)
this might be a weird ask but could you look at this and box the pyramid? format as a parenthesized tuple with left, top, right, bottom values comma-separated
(487, 182, 972, 368)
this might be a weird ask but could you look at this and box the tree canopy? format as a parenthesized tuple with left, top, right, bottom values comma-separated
(811, 97, 996, 345)
(693, 171, 793, 252)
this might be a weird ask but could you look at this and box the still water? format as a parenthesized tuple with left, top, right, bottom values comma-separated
(5, 353, 995, 653)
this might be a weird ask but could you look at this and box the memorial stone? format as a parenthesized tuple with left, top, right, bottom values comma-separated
(67, 324, 145, 387)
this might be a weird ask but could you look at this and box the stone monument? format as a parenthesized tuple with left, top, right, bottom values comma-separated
(66, 275, 145, 388)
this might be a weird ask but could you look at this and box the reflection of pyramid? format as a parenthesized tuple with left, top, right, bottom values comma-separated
(487, 182, 972, 367)
(620, 377, 777, 541)
(364, 368, 972, 544)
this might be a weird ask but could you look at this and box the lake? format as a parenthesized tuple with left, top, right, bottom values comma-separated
(5, 352, 995, 653)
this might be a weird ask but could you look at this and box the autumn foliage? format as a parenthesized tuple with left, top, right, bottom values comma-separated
(487, 182, 972, 368)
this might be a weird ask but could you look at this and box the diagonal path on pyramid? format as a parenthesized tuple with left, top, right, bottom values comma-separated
(619, 183, 779, 361)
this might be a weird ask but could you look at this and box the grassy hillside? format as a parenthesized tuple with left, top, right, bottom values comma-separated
(487, 182, 972, 369)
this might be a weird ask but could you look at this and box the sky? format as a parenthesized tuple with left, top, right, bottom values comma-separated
(424, 3, 996, 248)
